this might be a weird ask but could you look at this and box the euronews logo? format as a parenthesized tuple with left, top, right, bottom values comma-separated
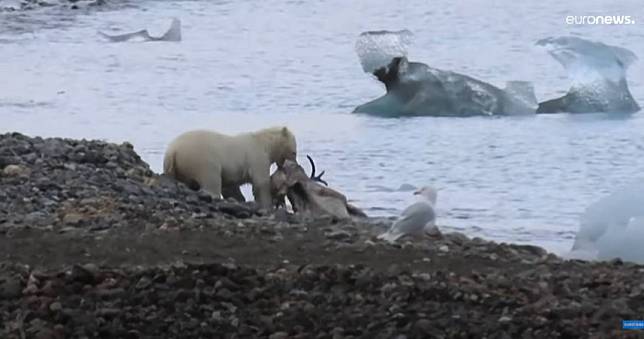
(566, 15, 636, 25)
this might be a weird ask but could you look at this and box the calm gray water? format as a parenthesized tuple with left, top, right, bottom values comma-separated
(2, 0, 643, 253)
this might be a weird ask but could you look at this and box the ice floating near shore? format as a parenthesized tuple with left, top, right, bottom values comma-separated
(353, 30, 537, 117)
(536, 36, 639, 114)
(595, 217, 644, 263)
(568, 181, 644, 263)
(355, 30, 414, 74)
(99, 18, 181, 42)
(354, 33, 639, 116)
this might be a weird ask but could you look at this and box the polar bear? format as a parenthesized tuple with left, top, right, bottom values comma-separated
(163, 126, 297, 209)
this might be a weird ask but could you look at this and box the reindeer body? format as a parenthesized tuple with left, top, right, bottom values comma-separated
(270, 157, 366, 219)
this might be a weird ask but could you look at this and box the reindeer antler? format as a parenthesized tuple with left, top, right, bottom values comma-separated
(306, 155, 328, 186)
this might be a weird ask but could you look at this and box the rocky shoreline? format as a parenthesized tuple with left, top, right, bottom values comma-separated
(0, 0, 107, 13)
(0, 132, 642, 338)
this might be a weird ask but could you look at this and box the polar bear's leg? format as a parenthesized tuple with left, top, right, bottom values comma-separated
(251, 175, 272, 209)
(222, 185, 246, 202)
(199, 168, 223, 200)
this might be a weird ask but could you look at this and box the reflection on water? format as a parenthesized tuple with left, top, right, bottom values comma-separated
(1, 0, 643, 253)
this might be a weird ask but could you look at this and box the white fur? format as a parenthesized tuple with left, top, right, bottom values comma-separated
(163, 127, 297, 208)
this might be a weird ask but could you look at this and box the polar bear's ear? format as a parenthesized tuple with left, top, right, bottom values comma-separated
(281, 127, 289, 136)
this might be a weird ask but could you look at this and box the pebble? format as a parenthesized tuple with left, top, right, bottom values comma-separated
(49, 301, 62, 312)
(325, 230, 352, 241)
(2, 164, 29, 177)
(0, 277, 22, 299)
(269, 331, 289, 339)
(498, 316, 512, 323)
(62, 213, 84, 226)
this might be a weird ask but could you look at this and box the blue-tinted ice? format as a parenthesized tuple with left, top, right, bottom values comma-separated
(536, 36, 639, 113)
(353, 30, 537, 117)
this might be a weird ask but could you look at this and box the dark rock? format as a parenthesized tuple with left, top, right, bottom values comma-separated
(68, 265, 95, 284)
(96, 308, 121, 317)
(49, 301, 63, 312)
(34, 328, 61, 339)
(136, 277, 152, 290)
(218, 202, 257, 219)
(269, 331, 289, 339)
(0, 276, 22, 299)
(325, 230, 352, 241)
(62, 213, 84, 226)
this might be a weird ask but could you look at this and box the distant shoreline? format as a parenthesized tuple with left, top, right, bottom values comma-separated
(0, 0, 106, 13)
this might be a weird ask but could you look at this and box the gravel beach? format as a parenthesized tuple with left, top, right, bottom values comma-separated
(0, 132, 642, 338)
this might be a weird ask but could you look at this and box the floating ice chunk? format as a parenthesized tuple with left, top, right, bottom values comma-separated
(353, 55, 537, 116)
(355, 30, 413, 74)
(353, 30, 536, 116)
(536, 36, 639, 113)
(504, 81, 538, 111)
(569, 180, 644, 262)
(575, 181, 644, 248)
(99, 18, 181, 42)
(537, 36, 636, 84)
(596, 217, 644, 263)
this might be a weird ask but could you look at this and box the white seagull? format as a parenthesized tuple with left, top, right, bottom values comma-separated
(378, 186, 438, 242)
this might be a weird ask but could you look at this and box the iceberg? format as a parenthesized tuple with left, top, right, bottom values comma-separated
(353, 30, 537, 117)
(536, 36, 639, 114)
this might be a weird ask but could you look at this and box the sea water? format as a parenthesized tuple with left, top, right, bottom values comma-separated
(1, 0, 643, 253)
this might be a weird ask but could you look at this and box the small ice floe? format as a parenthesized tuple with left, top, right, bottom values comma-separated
(99, 18, 181, 42)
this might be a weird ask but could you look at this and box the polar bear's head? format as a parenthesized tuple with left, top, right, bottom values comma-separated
(256, 126, 297, 166)
(276, 126, 297, 165)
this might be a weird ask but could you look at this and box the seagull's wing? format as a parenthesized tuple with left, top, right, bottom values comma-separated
(378, 201, 434, 242)
(377, 229, 405, 242)
(394, 201, 435, 232)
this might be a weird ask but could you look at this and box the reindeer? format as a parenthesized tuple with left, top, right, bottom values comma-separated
(270, 155, 366, 219)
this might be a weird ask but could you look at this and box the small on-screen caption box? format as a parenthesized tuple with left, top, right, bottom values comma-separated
(623, 320, 644, 330)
